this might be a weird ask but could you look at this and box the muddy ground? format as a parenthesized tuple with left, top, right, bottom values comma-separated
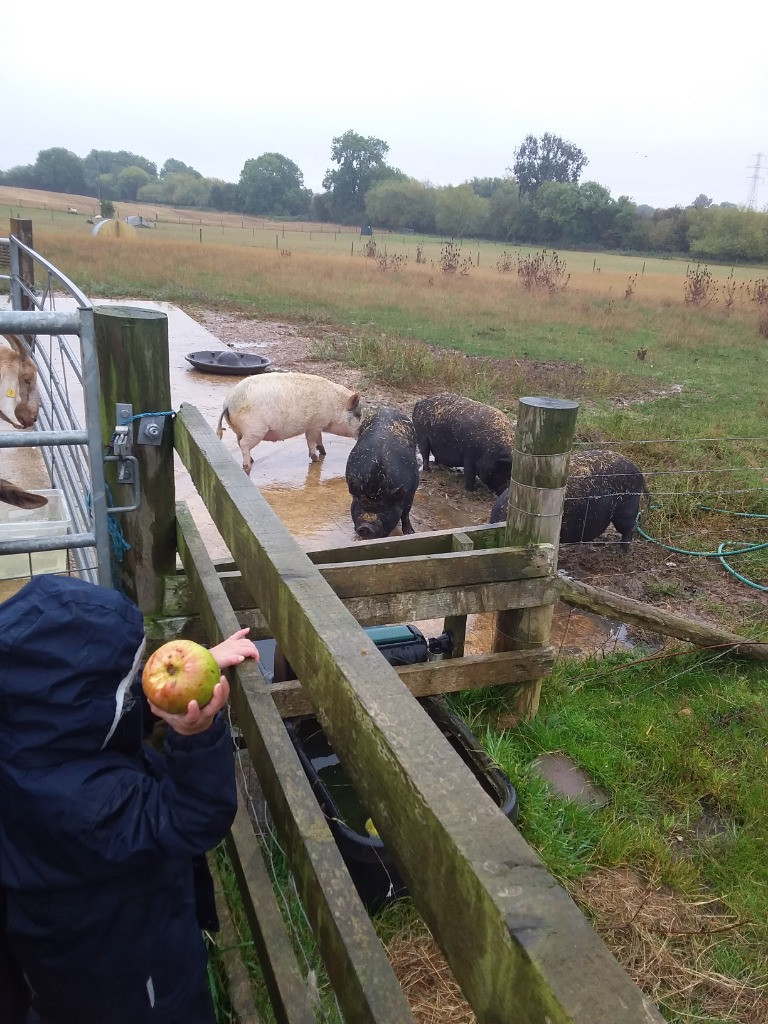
(189, 307, 768, 654)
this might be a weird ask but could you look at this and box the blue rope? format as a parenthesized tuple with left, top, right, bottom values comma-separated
(127, 410, 176, 422)
(87, 485, 131, 592)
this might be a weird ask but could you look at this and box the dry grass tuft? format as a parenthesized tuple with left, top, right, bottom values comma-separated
(387, 921, 477, 1024)
(571, 867, 767, 1023)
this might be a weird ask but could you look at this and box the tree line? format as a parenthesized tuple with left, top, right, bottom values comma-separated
(2, 132, 766, 263)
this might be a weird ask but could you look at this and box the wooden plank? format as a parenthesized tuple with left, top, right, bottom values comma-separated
(342, 576, 557, 625)
(174, 404, 664, 1024)
(307, 523, 503, 564)
(559, 575, 768, 660)
(174, 502, 415, 1024)
(147, 577, 555, 656)
(444, 536, 472, 655)
(160, 568, 556, 622)
(267, 648, 556, 719)
(224, 791, 315, 1024)
(209, 849, 266, 1024)
(320, 545, 554, 599)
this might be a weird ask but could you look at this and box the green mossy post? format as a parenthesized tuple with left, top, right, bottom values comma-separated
(94, 306, 175, 612)
(493, 396, 579, 720)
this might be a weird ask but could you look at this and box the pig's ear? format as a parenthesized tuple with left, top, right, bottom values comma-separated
(347, 392, 361, 410)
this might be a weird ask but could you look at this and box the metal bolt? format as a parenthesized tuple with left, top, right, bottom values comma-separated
(145, 423, 160, 438)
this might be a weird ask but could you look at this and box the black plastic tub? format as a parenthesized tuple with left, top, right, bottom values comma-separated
(284, 696, 518, 912)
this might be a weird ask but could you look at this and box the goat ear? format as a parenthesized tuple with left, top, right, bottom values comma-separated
(3, 334, 25, 358)
(0, 480, 49, 509)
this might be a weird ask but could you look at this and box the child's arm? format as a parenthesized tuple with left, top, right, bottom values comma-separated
(209, 627, 259, 669)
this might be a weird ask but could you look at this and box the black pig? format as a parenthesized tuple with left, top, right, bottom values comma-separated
(489, 450, 648, 549)
(346, 407, 420, 539)
(412, 393, 514, 494)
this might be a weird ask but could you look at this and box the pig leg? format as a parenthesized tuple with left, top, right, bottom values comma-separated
(237, 434, 257, 475)
(401, 505, 415, 535)
(417, 437, 431, 472)
(305, 430, 326, 462)
(612, 495, 641, 550)
(463, 454, 477, 492)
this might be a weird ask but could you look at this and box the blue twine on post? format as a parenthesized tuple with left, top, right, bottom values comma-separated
(127, 410, 176, 422)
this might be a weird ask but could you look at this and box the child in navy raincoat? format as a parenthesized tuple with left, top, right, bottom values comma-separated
(0, 574, 259, 1024)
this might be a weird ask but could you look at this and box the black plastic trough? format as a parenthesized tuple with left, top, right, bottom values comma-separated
(184, 350, 272, 375)
(275, 624, 518, 912)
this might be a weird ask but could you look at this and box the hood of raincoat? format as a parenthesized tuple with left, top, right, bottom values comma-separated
(0, 575, 146, 767)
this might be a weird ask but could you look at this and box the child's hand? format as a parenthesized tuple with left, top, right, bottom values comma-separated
(149, 678, 230, 736)
(209, 627, 260, 670)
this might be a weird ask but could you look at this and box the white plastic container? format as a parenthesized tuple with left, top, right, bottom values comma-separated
(0, 489, 72, 580)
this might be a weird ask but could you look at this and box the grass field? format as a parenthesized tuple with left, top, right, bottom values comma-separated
(3, 195, 768, 1022)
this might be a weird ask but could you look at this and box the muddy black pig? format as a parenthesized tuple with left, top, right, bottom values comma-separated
(489, 450, 648, 549)
(346, 406, 420, 539)
(412, 393, 514, 494)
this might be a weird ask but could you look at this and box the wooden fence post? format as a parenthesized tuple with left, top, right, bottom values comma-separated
(9, 218, 34, 316)
(94, 306, 175, 613)
(493, 397, 578, 720)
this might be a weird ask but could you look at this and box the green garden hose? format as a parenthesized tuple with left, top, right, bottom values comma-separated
(636, 506, 768, 592)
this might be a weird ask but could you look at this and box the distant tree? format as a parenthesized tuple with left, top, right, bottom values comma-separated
(322, 130, 402, 224)
(531, 182, 581, 242)
(209, 180, 240, 211)
(170, 174, 211, 208)
(635, 204, 655, 219)
(309, 191, 334, 222)
(0, 163, 38, 188)
(138, 173, 210, 208)
(691, 193, 713, 209)
(434, 185, 489, 238)
(239, 153, 311, 217)
(511, 133, 588, 196)
(83, 150, 157, 193)
(486, 180, 526, 240)
(160, 158, 202, 179)
(647, 207, 691, 253)
(116, 166, 153, 201)
(602, 195, 642, 249)
(688, 206, 768, 262)
(468, 176, 509, 199)
(32, 147, 87, 195)
(365, 178, 436, 232)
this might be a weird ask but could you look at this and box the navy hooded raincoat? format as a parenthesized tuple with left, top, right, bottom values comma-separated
(0, 575, 238, 1024)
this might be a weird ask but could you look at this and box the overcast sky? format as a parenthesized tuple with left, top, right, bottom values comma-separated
(2, 0, 766, 210)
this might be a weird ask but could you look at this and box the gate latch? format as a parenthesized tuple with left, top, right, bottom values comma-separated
(104, 405, 141, 513)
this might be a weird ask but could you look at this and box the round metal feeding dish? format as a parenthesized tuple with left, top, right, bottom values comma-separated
(184, 350, 272, 375)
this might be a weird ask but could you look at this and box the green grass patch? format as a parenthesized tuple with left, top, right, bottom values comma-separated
(448, 652, 768, 1020)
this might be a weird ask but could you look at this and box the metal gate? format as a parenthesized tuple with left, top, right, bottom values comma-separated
(0, 232, 112, 587)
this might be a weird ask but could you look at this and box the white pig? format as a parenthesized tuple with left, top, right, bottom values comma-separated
(216, 371, 363, 474)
